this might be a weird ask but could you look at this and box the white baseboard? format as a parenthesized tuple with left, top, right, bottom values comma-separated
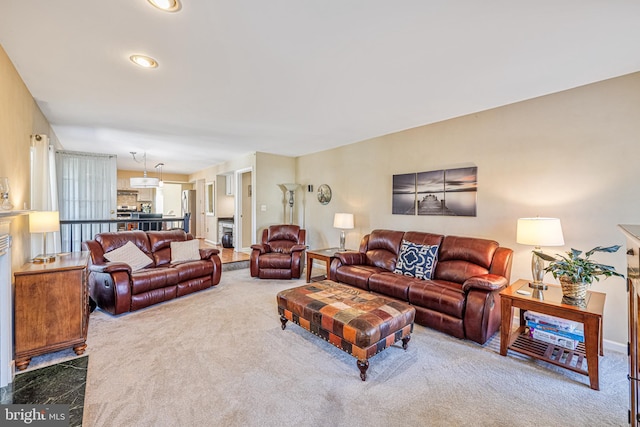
(604, 339, 626, 355)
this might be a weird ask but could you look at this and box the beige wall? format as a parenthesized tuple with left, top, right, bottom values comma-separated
(255, 152, 296, 234)
(297, 72, 640, 347)
(0, 45, 56, 270)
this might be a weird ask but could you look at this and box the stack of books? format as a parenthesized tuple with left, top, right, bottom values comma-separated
(524, 311, 584, 350)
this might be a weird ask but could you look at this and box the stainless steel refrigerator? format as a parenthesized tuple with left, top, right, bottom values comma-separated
(181, 190, 196, 234)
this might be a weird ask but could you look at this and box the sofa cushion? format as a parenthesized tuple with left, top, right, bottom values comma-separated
(130, 266, 180, 294)
(334, 265, 385, 291)
(258, 253, 292, 269)
(394, 240, 439, 280)
(171, 239, 200, 263)
(369, 272, 413, 301)
(104, 241, 153, 272)
(407, 280, 466, 319)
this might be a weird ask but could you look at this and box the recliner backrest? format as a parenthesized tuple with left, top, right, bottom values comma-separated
(265, 224, 304, 254)
(364, 229, 404, 271)
(434, 235, 499, 284)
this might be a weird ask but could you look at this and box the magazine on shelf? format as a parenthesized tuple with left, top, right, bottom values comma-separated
(525, 320, 585, 342)
(523, 310, 583, 333)
(529, 328, 579, 350)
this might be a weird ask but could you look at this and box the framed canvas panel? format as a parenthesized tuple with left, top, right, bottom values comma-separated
(416, 170, 445, 215)
(392, 173, 416, 215)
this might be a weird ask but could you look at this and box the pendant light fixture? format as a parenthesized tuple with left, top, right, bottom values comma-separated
(155, 163, 165, 187)
(130, 152, 160, 188)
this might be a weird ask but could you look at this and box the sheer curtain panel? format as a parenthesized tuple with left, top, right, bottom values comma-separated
(30, 134, 60, 256)
(56, 151, 117, 251)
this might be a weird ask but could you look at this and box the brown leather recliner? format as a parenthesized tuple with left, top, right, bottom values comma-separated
(250, 225, 306, 279)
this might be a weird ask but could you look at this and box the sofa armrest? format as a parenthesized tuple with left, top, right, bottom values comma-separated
(462, 274, 508, 292)
(250, 243, 270, 254)
(335, 251, 366, 265)
(199, 248, 220, 260)
(89, 262, 132, 275)
(290, 244, 306, 253)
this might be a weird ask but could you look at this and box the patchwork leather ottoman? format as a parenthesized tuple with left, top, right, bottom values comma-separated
(277, 280, 415, 380)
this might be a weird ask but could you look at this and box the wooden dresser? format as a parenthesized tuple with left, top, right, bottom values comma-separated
(13, 251, 90, 371)
(619, 225, 640, 425)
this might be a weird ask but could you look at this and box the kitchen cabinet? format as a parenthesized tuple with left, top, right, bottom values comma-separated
(13, 252, 90, 371)
(225, 174, 234, 196)
(137, 188, 154, 201)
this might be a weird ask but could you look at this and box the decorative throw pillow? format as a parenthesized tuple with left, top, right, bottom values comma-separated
(394, 240, 439, 280)
(104, 241, 153, 272)
(170, 239, 201, 263)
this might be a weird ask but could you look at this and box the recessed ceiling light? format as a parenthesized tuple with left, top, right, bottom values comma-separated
(147, 0, 181, 12)
(129, 54, 159, 69)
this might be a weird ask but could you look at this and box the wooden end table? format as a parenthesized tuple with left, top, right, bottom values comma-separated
(14, 251, 90, 371)
(306, 248, 349, 283)
(499, 279, 605, 390)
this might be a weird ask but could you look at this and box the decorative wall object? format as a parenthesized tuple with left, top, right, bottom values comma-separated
(392, 173, 416, 215)
(317, 184, 332, 204)
(392, 166, 477, 217)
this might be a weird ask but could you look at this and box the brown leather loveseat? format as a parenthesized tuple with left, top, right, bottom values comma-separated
(83, 229, 222, 315)
(329, 229, 513, 345)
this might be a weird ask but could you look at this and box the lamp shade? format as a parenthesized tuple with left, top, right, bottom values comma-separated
(29, 211, 60, 233)
(130, 176, 159, 188)
(516, 217, 564, 246)
(333, 213, 354, 230)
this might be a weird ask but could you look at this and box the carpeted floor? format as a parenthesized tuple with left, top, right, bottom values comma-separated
(24, 268, 629, 426)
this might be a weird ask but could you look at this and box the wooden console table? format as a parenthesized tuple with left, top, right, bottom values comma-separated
(14, 251, 90, 371)
(500, 279, 605, 390)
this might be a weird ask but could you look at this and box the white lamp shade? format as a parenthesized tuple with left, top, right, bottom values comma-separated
(279, 183, 299, 192)
(130, 176, 159, 188)
(29, 211, 60, 233)
(333, 213, 354, 229)
(516, 217, 564, 246)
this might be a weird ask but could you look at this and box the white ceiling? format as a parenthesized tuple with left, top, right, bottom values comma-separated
(1, 1, 639, 174)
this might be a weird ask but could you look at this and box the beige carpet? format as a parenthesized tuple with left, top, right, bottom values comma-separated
(40, 268, 627, 426)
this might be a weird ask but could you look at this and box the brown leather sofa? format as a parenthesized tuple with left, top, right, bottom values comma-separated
(250, 224, 306, 279)
(83, 229, 222, 315)
(329, 229, 513, 345)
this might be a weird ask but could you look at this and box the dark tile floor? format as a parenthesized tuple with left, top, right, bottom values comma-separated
(0, 356, 87, 427)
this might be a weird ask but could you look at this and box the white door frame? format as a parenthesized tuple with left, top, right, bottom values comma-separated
(235, 167, 254, 251)
(196, 179, 205, 238)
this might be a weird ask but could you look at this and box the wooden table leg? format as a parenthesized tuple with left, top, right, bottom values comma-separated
(583, 316, 600, 390)
(500, 297, 513, 356)
(306, 256, 313, 283)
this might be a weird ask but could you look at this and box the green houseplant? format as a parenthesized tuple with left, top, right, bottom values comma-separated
(534, 245, 624, 300)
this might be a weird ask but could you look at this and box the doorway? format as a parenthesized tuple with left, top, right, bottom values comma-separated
(235, 168, 254, 251)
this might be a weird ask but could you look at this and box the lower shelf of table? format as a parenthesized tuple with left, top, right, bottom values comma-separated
(507, 331, 588, 376)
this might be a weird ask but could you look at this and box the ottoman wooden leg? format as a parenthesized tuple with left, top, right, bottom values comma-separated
(280, 315, 288, 330)
(402, 335, 411, 350)
(357, 359, 369, 381)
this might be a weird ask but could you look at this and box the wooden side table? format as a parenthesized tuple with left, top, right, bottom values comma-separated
(306, 248, 348, 283)
(13, 251, 90, 371)
(500, 279, 605, 390)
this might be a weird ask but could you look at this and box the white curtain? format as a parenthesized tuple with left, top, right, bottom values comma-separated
(30, 134, 60, 256)
(56, 151, 117, 251)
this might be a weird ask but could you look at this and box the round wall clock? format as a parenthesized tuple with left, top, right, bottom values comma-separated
(317, 184, 332, 205)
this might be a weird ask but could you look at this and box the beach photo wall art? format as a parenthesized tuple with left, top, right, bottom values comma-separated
(392, 166, 477, 216)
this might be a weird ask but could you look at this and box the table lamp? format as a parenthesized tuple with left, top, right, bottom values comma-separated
(333, 213, 354, 251)
(516, 217, 564, 290)
(30, 211, 60, 263)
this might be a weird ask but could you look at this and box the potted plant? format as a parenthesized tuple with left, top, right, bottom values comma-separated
(534, 245, 624, 300)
